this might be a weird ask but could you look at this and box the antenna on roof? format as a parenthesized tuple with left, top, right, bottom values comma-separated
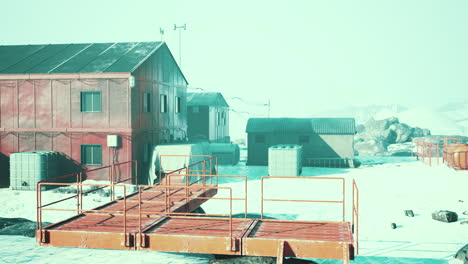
(174, 23, 187, 69)
(159, 27, 165, 41)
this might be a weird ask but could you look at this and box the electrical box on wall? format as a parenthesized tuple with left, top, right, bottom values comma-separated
(107, 135, 121, 148)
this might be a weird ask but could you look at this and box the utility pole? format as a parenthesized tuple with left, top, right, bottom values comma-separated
(173, 23, 187, 68)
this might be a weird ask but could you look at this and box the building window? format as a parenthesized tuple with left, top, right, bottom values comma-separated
(80, 91, 101, 112)
(175, 96, 181, 113)
(255, 135, 265, 143)
(143, 92, 151, 112)
(222, 111, 227, 125)
(81, 144, 102, 166)
(299, 135, 310, 144)
(192, 106, 199, 113)
(160, 94, 168, 113)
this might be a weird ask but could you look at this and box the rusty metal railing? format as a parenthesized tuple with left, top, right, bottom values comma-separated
(136, 184, 235, 250)
(167, 173, 248, 217)
(158, 155, 218, 184)
(413, 138, 443, 166)
(260, 176, 346, 221)
(36, 160, 137, 243)
(352, 179, 359, 255)
(36, 182, 130, 246)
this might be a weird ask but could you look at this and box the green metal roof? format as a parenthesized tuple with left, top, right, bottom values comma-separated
(187, 92, 229, 107)
(0, 42, 164, 74)
(246, 118, 356, 135)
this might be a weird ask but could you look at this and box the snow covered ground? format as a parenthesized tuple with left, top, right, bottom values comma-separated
(1, 157, 467, 263)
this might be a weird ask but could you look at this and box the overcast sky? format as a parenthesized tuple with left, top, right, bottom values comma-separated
(2, 0, 468, 138)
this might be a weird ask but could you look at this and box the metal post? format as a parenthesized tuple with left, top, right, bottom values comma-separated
(245, 177, 248, 218)
(138, 186, 142, 246)
(260, 177, 264, 219)
(229, 188, 233, 251)
(185, 167, 189, 212)
(123, 185, 127, 246)
(173, 23, 187, 68)
(135, 160, 138, 186)
(202, 160, 206, 186)
(342, 179, 345, 222)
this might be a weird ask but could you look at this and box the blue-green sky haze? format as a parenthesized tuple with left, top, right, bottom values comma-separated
(2, 0, 467, 118)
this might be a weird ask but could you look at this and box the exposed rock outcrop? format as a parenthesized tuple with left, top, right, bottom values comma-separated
(455, 244, 468, 264)
(354, 117, 431, 156)
(0, 217, 51, 237)
(432, 210, 458, 223)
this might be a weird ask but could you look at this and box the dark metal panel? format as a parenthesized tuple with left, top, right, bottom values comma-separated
(27, 44, 89, 74)
(0, 45, 47, 72)
(106, 42, 157, 73)
(51, 43, 112, 73)
(79, 43, 138, 73)
(1, 44, 70, 74)
(187, 93, 229, 107)
(246, 118, 356, 135)
(0, 42, 165, 74)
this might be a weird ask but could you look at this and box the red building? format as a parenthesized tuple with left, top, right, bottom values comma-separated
(0, 42, 187, 185)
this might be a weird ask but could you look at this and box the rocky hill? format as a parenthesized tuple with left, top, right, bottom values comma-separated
(354, 117, 431, 156)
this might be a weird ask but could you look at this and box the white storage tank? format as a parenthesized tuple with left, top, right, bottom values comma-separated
(268, 144, 302, 176)
(209, 143, 240, 165)
(10, 151, 59, 191)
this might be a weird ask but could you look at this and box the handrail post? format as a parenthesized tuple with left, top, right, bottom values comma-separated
(36, 182, 42, 241)
(76, 173, 80, 214)
(229, 187, 234, 251)
(135, 160, 138, 185)
(159, 155, 162, 185)
(245, 176, 248, 218)
(202, 160, 206, 186)
(138, 186, 142, 247)
(78, 172, 83, 214)
(112, 164, 116, 201)
(260, 177, 264, 219)
(342, 178, 345, 222)
(185, 167, 189, 213)
(165, 171, 169, 213)
(123, 185, 127, 246)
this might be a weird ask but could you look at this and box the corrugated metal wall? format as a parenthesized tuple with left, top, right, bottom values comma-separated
(0, 78, 130, 130)
(247, 132, 354, 166)
(132, 44, 187, 143)
(0, 44, 188, 184)
(0, 78, 132, 181)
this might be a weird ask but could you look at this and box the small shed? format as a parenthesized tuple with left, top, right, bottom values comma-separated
(246, 118, 356, 167)
(187, 92, 229, 143)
